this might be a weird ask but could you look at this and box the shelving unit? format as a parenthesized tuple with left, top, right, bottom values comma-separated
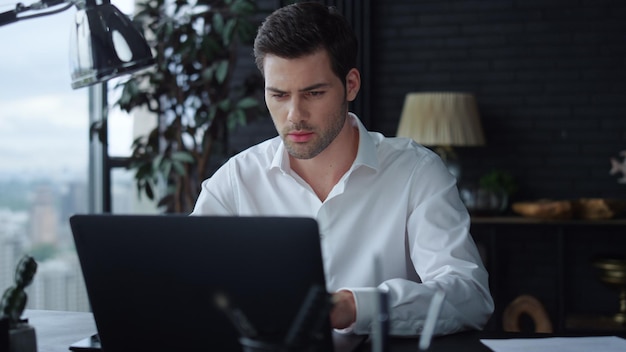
(470, 216, 626, 333)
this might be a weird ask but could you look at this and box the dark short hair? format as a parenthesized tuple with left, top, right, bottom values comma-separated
(253, 1, 358, 87)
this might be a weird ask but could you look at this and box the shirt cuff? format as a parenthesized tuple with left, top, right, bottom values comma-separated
(346, 287, 380, 335)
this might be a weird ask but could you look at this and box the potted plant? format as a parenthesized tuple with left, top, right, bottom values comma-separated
(461, 169, 518, 216)
(479, 169, 517, 197)
(0, 255, 38, 352)
(110, 0, 263, 213)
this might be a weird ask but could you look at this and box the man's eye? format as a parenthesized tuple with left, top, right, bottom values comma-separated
(308, 91, 324, 97)
(272, 93, 287, 98)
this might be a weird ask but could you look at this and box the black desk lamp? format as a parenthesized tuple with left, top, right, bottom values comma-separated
(0, 0, 154, 89)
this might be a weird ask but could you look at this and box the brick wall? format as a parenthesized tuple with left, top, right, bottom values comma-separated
(370, 0, 626, 201)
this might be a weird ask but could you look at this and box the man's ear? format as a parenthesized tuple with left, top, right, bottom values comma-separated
(345, 68, 361, 102)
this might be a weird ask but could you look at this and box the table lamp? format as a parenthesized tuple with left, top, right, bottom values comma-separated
(0, 0, 155, 89)
(396, 92, 486, 179)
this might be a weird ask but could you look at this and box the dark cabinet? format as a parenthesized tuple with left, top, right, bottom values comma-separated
(471, 217, 626, 333)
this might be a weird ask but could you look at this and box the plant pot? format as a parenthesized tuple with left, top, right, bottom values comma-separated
(8, 323, 37, 352)
(460, 186, 509, 216)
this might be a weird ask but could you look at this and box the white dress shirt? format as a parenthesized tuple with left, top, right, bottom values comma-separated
(192, 113, 494, 336)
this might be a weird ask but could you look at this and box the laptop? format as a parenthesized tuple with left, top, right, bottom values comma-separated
(69, 214, 356, 352)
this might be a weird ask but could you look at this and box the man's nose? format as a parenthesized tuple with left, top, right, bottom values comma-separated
(287, 97, 308, 124)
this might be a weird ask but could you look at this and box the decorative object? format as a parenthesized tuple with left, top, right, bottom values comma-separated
(609, 150, 626, 184)
(502, 294, 553, 333)
(461, 169, 517, 216)
(512, 198, 626, 220)
(575, 198, 626, 220)
(396, 92, 486, 179)
(111, 0, 262, 213)
(512, 199, 574, 220)
(0, 255, 38, 352)
(0, 0, 154, 89)
(591, 255, 626, 325)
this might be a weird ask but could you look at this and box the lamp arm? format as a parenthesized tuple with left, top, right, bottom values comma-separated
(0, 0, 74, 27)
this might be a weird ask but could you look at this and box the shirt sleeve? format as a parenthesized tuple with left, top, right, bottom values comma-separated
(349, 156, 494, 336)
(190, 161, 238, 216)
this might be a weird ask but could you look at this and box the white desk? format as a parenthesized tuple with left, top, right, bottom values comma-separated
(24, 309, 97, 352)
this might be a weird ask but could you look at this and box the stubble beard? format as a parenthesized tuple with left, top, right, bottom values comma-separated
(281, 102, 348, 160)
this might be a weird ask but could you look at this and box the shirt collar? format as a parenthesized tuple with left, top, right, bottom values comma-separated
(350, 113, 379, 172)
(270, 112, 380, 173)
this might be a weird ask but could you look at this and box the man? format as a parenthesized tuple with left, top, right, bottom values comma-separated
(192, 1, 493, 336)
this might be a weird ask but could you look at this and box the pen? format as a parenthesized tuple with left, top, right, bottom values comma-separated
(214, 292, 259, 338)
(418, 290, 446, 351)
(372, 255, 389, 352)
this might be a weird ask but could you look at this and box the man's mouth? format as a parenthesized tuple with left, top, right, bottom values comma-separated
(287, 131, 314, 143)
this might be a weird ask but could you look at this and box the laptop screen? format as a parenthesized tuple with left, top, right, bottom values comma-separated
(70, 214, 334, 352)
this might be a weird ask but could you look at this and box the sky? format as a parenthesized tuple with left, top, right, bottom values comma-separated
(0, 0, 134, 180)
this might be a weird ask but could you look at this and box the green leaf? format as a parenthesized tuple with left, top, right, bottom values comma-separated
(230, 0, 256, 16)
(227, 109, 246, 130)
(227, 112, 237, 131)
(117, 80, 138, 109)
(164, 21, 175, 37)
(201, 37, 221, 58)
(207, 105, 217, 121)
(145, 181, 154, 200)
(236, 97, 258, 110)
(172, 160, 187, 176)
(213, 13, 224, 34)
(161, 159, 172, 179)
(201, 67, 214, 81)
(216, 60, 229, 84)
(89, 121, 105, 143)
(157, 194, 174, 208)
(217, 99, 231, 112)
(135, 162, 152, 180)
(222, 19, 236, 46)
(235, 109, 246, 126)
(479, 169, 518, 195)
(153, 154, 163, 171)
(236, 20, 257, 42)
(171, 151, 195, 163)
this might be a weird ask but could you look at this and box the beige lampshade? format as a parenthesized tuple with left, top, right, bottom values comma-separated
(396, 92, 486, 146)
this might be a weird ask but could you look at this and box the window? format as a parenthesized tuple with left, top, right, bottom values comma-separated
(0, 8, 90, 311)
(0, 0, 154, 311)
(107, 79, 159, 214)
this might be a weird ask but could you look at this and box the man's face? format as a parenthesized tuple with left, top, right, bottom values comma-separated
(263, 50, 356, 160)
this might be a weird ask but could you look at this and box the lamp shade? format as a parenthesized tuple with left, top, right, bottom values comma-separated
(396, 92, 486, 146)
(69, 0, 154, 89)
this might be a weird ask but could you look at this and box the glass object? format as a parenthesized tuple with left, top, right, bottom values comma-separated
(592, 256, 626, 325)
(460, 185, 508, 216)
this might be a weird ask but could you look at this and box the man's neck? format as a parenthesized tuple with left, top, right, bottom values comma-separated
(290, 118, 360, 202)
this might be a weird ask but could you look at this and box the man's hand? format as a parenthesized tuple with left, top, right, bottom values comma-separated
(330, 290, 356, 329)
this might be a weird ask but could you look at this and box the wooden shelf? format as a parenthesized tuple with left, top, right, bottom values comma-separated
(471, 216, 626, 226)
(566, 314, 626, 332)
